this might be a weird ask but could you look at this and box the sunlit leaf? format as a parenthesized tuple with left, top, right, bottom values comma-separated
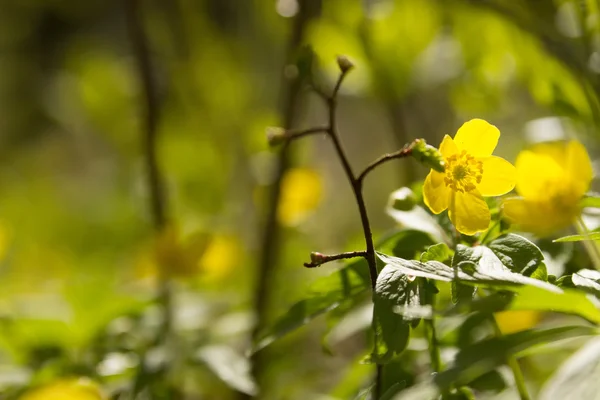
(435, 326, 599, 389)
(554, 232, 600, 242)
(377, 247, 559, 293)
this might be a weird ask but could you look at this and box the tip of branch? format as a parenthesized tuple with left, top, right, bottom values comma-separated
(336, 55, 354, 74)
(266, 127, 288, 147)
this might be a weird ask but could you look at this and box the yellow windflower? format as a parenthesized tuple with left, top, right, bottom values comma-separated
(503, 140, 592, 236)
(423, 119, 516, 235)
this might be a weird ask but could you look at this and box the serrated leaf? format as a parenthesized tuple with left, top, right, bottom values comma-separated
(539, 337, 600, 400)
(377, 250, 560, 293)
(421, 243, 453, 263)
(435, 326, 599, 389)
(554, 232, 600, 242)
(372, 265, 415, 362)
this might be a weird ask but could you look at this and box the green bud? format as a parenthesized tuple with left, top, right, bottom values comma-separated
(336, 55, 354, 73)
(266, 127, 288, 147)
(388, 187, 417, 212)
(411, 139, 445, 173)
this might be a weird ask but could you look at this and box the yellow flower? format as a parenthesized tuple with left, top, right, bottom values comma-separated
(20, 378, 105, 400)
(494, 310, 541, 335)
(503, 140, 592, 236)
(423, 119, 516, 235)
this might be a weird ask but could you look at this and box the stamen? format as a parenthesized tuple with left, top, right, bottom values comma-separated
(443, 151, 484, 193)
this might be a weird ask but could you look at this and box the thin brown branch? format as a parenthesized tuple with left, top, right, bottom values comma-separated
(303, 251, 367, 268)
(357, 145, 414, 184)
(287, 126, 329, 142)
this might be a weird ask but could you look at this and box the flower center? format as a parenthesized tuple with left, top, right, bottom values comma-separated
(444, 150, 484, 193)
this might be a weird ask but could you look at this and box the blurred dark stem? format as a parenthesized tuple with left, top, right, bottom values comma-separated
(248, 1, 321, 398)
(125, 0, 172, 397)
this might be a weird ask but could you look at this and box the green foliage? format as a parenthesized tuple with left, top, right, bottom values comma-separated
(435, 326, 599, 390)
(253, 258, 371, 352)
(372, 267, 413, 363)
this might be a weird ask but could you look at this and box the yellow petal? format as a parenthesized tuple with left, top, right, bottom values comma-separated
(566, 140, 593, 197)
(502, 197, 576, 236)
(448, 189, 490, 235)
(477, 156, 516, 196)
(439, 134, 458, 157)
(454, 119, 500, 157)
(514, 150, 564, 201)
(423, 170, 450, 214)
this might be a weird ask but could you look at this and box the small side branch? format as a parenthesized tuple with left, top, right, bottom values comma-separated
(304, 251, 367, 268)
(357, 144, 414, 184)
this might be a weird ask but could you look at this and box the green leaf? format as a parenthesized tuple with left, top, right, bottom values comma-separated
(255, 230, 423, 352)
(391, 230, 436, 259)
(571, 269, 600, 298)
(420, 243, 453, 263)
(451, 281, 476, 305)
(435, 326, 599, 389)
(554, 232, 600, 242)
(195, 345, 257, 396)
(253, 258, 371, 352)
(580, 192, 600, 209)
(377, 249, 560, 293)
(372, 265, 416, 363)
(487, 234, 545, 277)
(539, 337, 600, 400)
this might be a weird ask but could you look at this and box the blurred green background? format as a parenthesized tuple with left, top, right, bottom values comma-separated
(0, 0, 599, 399)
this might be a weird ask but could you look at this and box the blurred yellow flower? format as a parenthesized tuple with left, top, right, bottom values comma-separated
(423, 119, 516, 235)
(136, 227, 240, 282)
(277, 168, 323, 227)
(199, 235, 240, 282)
(503, 140, 592, 236)
(20, 378, 105, 400)
(494, 310, 541, 335)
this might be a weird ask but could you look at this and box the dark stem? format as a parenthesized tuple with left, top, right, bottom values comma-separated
(324, 71, 382, 399)
(304, 250, 367, 268)
(125, 0, 172, 397)
(325, 72, 379, 289)
(357, 145, 414, 184)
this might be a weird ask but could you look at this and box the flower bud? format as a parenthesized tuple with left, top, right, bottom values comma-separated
(388, 187, 417, 211)
(266, 127, 288, 147)
(411, 139, 445, 173)
(336, 55, 354, 73)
